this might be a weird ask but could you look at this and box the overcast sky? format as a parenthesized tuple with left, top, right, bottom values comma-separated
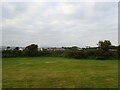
(2, 2, 118, 47)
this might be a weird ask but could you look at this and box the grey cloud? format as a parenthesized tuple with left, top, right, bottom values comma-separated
(2, 2, 118, 47)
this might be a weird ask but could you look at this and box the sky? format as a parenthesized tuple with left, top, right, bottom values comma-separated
(1, 1, 118, 47)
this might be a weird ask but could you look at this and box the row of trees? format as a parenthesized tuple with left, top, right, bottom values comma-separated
(2, 40, 120, 60)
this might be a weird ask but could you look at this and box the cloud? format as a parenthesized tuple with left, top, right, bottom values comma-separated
(2, 2, 118, 47)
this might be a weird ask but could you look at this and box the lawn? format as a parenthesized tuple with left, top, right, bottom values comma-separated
(2, 57, 118, 88)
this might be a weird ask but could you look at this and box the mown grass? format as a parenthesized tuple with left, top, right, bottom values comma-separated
(2, 57, 118, 88)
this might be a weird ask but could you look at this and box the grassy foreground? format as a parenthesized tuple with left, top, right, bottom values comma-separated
(2, 57, 118, 88)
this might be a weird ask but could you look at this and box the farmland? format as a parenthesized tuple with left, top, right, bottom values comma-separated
(2, 57, 118, 88)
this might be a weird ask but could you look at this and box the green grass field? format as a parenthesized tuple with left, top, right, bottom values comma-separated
(2, 57, 118, 88)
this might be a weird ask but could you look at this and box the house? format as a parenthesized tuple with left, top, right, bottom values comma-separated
(109, 46, 117, 51)
(43, 47, 65, 51)
(38, 48, 43, 51)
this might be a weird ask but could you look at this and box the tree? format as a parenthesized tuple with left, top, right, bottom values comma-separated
(7, 46, 10, 50)
(118, 45, 120, 59)
(24, 44, 38, 57)
(13, 47, 22, 57)
(98, 40, 111, 51)
(97, 40, 112, 59)
(71, 46, 79, 51)
(14, 47, 19, 51)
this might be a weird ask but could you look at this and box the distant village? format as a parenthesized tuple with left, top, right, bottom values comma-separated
(1, 45, 118, 52)
(2, 40, 119, 59)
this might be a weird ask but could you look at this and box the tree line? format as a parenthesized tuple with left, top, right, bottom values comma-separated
(2, 40, 120, 60)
